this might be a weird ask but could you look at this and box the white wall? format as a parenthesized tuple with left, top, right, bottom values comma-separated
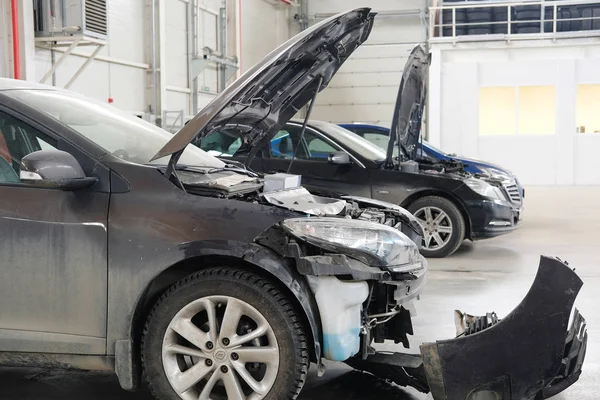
(429, 39, 600, 185)
(34, 0, 148, 113)
(2, 0, 294, 123)
(307, 0, 428, 128)
(239, 0, 294, 74)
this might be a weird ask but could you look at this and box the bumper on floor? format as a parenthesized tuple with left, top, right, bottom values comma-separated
(420, 256, 586, 400)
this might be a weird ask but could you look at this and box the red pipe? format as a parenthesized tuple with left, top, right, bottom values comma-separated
(10, 0, 20, 79)
(238, 0, 242, 73)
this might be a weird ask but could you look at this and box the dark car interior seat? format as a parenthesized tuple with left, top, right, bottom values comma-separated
(0, 131, 19, 183)
(278, 136, 293, 158)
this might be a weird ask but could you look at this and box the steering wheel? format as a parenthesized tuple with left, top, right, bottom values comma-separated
(113, 149, 130, 161)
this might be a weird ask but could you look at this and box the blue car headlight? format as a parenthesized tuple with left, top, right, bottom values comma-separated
(281, 217, 421, 269)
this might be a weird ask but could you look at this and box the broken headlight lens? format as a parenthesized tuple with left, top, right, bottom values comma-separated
(479, 167, 511, 181)
(281, 217, 420, 267)
(464, 178, 506, 201)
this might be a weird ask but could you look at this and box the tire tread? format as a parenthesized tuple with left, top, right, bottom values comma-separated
(141, 267, 309, 400)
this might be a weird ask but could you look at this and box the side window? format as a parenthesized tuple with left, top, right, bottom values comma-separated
(267, 127, 344, 161)
(361, 132, 388, 151)
(269, 130, 295, 159)
(196, 130, 242, 157)
(302, 131, 341, 160)
(0, 111, 58, 184)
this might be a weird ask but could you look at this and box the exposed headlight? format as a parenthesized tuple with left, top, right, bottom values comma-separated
(464, 178, 506, 201)
(480, 167, 511, 180)
(281, 217, 420, 267)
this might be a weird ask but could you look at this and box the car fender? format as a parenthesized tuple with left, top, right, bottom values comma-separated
(242, 243, 323, 366)
(116, 239, 322, 391)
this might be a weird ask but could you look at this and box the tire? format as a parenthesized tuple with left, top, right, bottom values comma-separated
(516, 5, 541, 13)
(443, 10, 467, 22)
(468, 27, 493, 35)
(142, 267, 309, 400)
(493, 24, 508, 34)
(467, 11, 492, 21)
(492, 10, 509, 22)
(443, 27, 467, 37)
(516, 26, 541, 34)
(515, 10, 540, 21)
(582, 8, 600, 31)
(514, 16, 541, 30)
(407, 196, 466, 258)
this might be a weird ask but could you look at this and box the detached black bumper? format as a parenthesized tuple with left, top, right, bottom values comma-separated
(466, 199, 521, 240)
(421, 256, 587, 400)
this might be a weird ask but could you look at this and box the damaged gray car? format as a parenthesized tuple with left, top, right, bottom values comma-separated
(0, 7, 586, 400)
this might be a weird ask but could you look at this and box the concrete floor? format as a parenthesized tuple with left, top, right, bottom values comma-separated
(1, 186, 598, 399)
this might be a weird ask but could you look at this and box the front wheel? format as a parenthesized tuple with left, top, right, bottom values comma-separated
(142, 267, 309, 400)
(408, 196, 466, 258)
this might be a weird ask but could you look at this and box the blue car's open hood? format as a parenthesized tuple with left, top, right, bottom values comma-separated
(386, 45, 430, 164)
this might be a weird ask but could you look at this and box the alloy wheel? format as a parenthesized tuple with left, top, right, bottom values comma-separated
(414, 206, 453, 250)
(162, 296, 280, 400)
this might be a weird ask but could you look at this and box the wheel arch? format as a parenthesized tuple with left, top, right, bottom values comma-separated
(400, 189, 473, 239)
(118, 247, 322, 391)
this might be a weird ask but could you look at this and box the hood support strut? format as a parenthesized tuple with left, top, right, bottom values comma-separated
(285, 75, 324, 173)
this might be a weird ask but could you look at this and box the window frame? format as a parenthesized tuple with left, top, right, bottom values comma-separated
(300, 128, 344, 161)
(478, 85, 557, 136)
(0, 100, 109, 191)
(576, 83, 600, 135)
(266, 124, 366, 168)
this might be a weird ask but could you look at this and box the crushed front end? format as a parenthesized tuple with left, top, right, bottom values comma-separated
(347, 256, 587, 400)
(255, 187, 586, 399)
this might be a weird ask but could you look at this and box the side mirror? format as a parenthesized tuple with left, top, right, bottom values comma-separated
(328, 151, 351, 165)
(20, 150, 98, 190)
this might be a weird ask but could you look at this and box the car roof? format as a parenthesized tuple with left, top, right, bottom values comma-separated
(338, 123, 389, 131)
(0, 78, 62, 92)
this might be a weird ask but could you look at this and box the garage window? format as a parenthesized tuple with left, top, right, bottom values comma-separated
(576, 84, 600, 134)
(479, 85, 556, 136)
(479, 87, 517, 136)
(518, 86, 556, 135)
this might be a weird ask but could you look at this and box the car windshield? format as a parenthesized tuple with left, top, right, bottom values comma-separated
(3, 89, 225, 168)
(307, 121, 387, 162)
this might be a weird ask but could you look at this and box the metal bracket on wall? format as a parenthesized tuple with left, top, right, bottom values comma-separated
(191, 47, 239, 89)
(162, 110, 185, 133)
(35, 35, 106, 88)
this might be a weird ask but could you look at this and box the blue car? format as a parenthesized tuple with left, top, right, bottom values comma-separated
(339, 123, 525, 205)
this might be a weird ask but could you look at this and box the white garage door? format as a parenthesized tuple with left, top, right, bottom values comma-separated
(307, 0, 428, 129)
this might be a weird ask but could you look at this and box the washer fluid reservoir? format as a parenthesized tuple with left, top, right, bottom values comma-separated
(306, 276, 369, 361)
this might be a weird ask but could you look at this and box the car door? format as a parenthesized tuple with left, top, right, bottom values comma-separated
(262, 125, 372, 197)
(0, 109, 109, 355)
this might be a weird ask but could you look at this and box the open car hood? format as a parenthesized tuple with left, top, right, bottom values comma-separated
(386, 45, 430, 164)
(151, 8, 375, 163)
